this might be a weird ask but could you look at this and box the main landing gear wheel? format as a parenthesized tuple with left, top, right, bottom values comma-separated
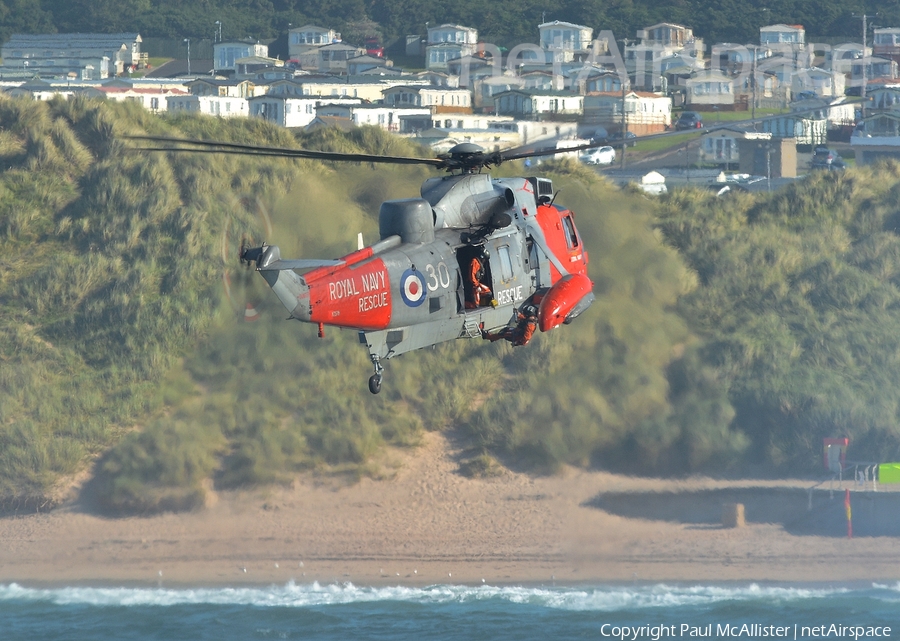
(368, 355, 384, 394)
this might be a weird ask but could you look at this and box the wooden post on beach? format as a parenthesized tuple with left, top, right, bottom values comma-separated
(722, 502, 745, 528)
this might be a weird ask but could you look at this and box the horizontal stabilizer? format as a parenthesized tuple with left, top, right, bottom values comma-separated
(259, 259, 343, 271)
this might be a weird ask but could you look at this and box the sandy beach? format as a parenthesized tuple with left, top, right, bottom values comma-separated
(1, 431, 899, 588)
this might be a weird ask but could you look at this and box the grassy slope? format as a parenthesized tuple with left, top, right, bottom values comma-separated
(0, 96, 310, 509)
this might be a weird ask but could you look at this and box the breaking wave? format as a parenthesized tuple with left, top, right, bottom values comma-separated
(0, 581, 859, 610)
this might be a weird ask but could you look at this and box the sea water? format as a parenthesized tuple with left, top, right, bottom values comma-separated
(1, 582, 898, 640)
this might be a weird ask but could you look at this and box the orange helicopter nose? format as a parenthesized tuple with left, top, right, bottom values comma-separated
(537, 273, 594, 332)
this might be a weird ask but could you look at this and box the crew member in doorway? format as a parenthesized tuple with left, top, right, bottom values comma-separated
(466, 249, 492, 309)
(483, 304, 538, 347)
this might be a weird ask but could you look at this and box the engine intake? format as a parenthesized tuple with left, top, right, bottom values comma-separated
(379, 198, 435, 244)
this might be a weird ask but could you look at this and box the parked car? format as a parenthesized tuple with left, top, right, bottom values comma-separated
(579, 146, 616, 165)
(675, 111, 704, 130)
(810, 147, 846, 171)
(608, 131, 637, 147)
(589, 127, 609, 145)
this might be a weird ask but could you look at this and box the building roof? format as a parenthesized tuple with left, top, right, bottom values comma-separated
(188, 78, 249, 87)
(427, 24, 476, 32)
(701, 127, 771, 139)
(291, 25, 332, 33)
(494, 88, 582, 97)
(868, 76, 900, 87)
(861, 111, 900, 122)
(348, 55, 389, 65)
(796, 67, 835, 77)
(216, 39, 263, 46)
(5, 33, 141, 48)
(358, 67, 403, 76)
(16, 76, 53, 90)
(383, 85, 470, 93)
(297, 75, 407, 85)
(306, 116, 355, 131)
(318, 42, 361, 51)
(447, 55, 492, 65)
(852, 57, 895, 66)
(538, 20, 591, 31)
(104, 77, 191, 88)
(248, 94, 359, 102)
(236, 55, 283, 65)
(664, 65, 698, 76)
(340, 103, 429, 111)
(687, 70, 733, 81)
(761, 24, 805, 31)
(571, 67, 621, 77)
(101, 78, 131, 88)
(586, 90, 669, 99)
(97, 86, 188, 95)
(643, 23, 692, 32)
(426, 41, 472, 49)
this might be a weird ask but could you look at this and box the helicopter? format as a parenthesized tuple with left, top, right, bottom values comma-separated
(255, 158, 594, 396)
(131, 134, 600, 393)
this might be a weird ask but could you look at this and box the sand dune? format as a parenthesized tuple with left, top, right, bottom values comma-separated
(0, 432, 898, 587)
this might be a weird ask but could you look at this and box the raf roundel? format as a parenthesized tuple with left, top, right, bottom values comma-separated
(400, 268, 427, 307)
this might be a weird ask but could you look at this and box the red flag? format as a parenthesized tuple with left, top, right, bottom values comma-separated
(844, 489, 852, 539)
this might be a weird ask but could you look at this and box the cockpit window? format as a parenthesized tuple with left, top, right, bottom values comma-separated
(562, 215, 579, 249)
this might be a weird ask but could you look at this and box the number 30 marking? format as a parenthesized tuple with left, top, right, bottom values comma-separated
(438, 262, 451, 288)
(426, 262, 452, 291)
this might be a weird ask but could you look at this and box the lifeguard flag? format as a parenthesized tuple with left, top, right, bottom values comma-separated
(879, 463, 900, 484)
(844, 489, 852, 539)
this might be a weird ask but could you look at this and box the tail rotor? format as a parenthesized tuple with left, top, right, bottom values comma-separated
(223, 221, 264, 322)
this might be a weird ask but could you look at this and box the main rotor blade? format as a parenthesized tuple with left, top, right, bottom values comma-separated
(126, 135, 445, 167)
(128, 98, 863, 171)
(500, 141, 605, 162)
